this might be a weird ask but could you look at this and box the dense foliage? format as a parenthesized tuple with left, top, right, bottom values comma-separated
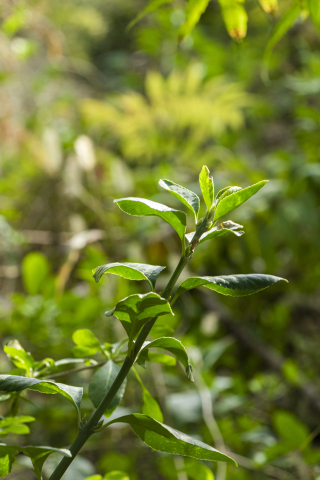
(1, 0, 320, 479)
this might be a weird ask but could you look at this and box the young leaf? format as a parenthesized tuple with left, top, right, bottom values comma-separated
(259, 0, 278, 14)
(218, 0, 248, 41)
(106, 414, 237, 464)
(174, 274, 288, 300)
(186, 221, 244, 245)
(159, 179, 200, 221)
(179, 0, 211, 39)
(216, 186, 242, 203)
(199, 166, 214, 211)
(214, 180, 268, 222)
(89, 361, 127, 417)
(19, 446, 72, 480)
(0, 375, 83, 421)
(137, 337, 193, 381)
(105, 293, 173, 342)
(127, 0, 173, 30)
(114, 197, 187, 243)
(0, 416, 35, 437)
(4, 341, 35, 375)
(72, 329, 102, 357)
(93, 262, 165, 291)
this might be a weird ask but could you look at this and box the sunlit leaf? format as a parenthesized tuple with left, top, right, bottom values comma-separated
(199, 166, 214, 211)
(0, 444, 18, 477)
(179, 0, 211, 38)
(114, 197, 187, 243)
(72, 329, 102, 357)
(22, 252, 50, 295)
(89, 361, 127, 417)
(106, 414, 237, 464)
(259, 0, 278, 14)
(93, 262, 165, 291)
(186, 220, 244, 244)
(159, 179, 200, 221)
(218, 0, 248, 41)
(4, 341, 35, 375)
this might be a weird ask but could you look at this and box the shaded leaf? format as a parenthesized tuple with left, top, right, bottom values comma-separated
(115, 197, 187, 243)
(159, 179, 200, 221)
(134, 370, 163, 422)
(148, 352, 176, 366)
(93, 262, 165, 291)
(105, 293, 173, 342)
(199, 166, 214, 211)
(127, 0, 173, 30)
(89, 361, 127, 417)
(106, 414, 237, 464)
(214, 180, 268, 222)
(273, 411, 309, 450)
(179, 0, 211, 38)
(0, 444, 17, 477)
(4, 342, 34, 375)
(137, 337, 193, 381)
(259, 0, 278, 14)
(174, 274, 288, 300)
(0, 375, 82, 421)
(186, 220, 244, 244)
(19, 446, 71, 480)
(181, 459, 214, 480)
(22, 252, 50, 295)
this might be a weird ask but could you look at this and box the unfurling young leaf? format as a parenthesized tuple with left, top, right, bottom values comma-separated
(105, 414, 237, 464)
(259, 0, 278, 14)
(89, 361, 127, 417)
(199, 166, 214, 211)
(159, 179, 200, 221)
(93, 262, 165, 291)
(4, 340, 35, 376)
(186, 220, 244, 245)
(218, 0, 248, 41)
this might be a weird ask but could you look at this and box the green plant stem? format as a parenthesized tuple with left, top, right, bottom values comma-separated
(49, 252, 192, 480)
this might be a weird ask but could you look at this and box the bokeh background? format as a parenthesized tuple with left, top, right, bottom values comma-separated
(1, 0, 320, 479)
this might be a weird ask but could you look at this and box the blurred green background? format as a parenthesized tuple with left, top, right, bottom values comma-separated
(1, 0, 320, 479)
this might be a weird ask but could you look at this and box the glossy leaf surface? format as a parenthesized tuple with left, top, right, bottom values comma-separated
(214, 180, 268, 222)
(93, 262, 165, 291)
(186, 221, 244, 244)
(89, 361, 127, 417)
(199, 166, 214, 211)
(159, 179, 200, 221)
(107, 414, 237, 464)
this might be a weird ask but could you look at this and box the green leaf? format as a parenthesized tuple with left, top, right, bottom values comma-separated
(114, 197, 187, 244)
(93, 262, 165, 291)
(273, 411, 309, 450)
(4, 341, 35, 375)
(216, 186, 242, 203)
(127, 0, 173, 30)
(174, 274, 288, 300)
(0, 425, 30, 436)
(0, 375, 83, 421)
(186, 221, 244, 244)
(72, 329, 102, 357)
(179, 0, 211, 38)
(218, 0, 248, 41)
(214, 180, 268, 222)
(19, 446, 71, 480)
(159, 179, 200, 221)
(258, 0, 278, 14)
(0, 444, 18, 477)
(0, 416, 35, 437)
(106, 414, 236, 464)
(137, 337, 193, 381)
(180, 459, 215, 480)
(104, 473, 130, 480)
(308, 0, 320, 33)
(148, 352, 176, 366)
(22, 252, 50, 295)
(134, 370, 163, 422)
(89, 361, 127, 417)
(199, 166, 214, 211)
(105, 293, 173, 342)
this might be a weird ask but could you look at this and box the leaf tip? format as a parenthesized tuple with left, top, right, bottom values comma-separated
(186, 364, 194, 382)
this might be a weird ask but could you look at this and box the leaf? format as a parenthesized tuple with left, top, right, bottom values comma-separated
(127, 0, 173, 30)
(134, 370, 163, 422)
(273, 411, 309, 450)
(308, 0, 320, 33)
(199, 166, 214, 211)
(114, 197, 187, 244)
(0, 416, 35, 437)
(214, 180, 268, 222)
(93, 262, 165, 291)
(105, 293, 173, 342)
(4, 342, 35, 375)
(22, 252, 50, 295)
(259, 0, 278, 14)
(137, 337, 193, 380)
(106, 414, 237, 464)
(19, 446, 71, 480)
(0, 444, 18, 477)
(0, 375, 83, 421)
(104, 473, 130, 480)
(179, 0, 211, 38)
(89, 361, 127, 417)
(159, 179, 200, 221)
(72, 329, 102, 357)
(218, 0, 248, 41)
(174, 274, 288, 300)
(148, 352, 176, 366)
(180, 459, 215, 480)
(186, 221, 244, 244)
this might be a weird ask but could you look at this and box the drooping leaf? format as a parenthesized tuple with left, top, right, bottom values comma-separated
(89, 361, 127, 417)
(0, 375, 83, 421)
(214, 180, 268, 222)
(174, 274, 288, 300)
(93, 262, 165, 291)
(19, 446, 72, 480)
(106, 414, 236, 464)
(179, 0, 211, 38)
(218, 0, 248, 41)
(127, 0, 173, 30)
(72, 329, 102, 357)
(105, 293, 173, 342)
(159, 179, 200, 221)
(137, 337, 193, 381)
(308, 0, 320, 33)
(199, 166, 214, 211)
(186, 221, 244, 244)
(114, 197, 187, 243)
(22, 252, 50, 295)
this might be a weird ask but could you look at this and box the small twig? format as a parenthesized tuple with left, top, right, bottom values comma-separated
(45, 361, 107, 379)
